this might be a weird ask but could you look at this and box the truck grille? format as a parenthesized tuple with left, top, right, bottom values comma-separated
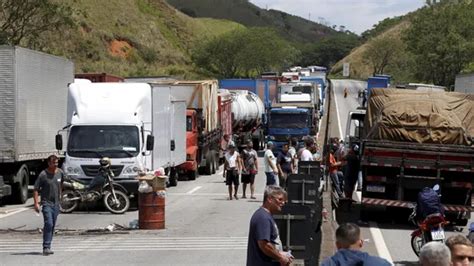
(81, 165, 124, 177)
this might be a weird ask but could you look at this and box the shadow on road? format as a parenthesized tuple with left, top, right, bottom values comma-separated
(10, 252, 43, 256)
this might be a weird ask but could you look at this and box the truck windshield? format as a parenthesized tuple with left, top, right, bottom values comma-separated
(67, 126, 140, 158)
(269, 114, 308, 128)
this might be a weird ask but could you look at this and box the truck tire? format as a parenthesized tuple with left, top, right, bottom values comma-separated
(188, 168, 198, 180)
(169, 168, 178, 187)
(12, 166, 29, 204)
(204, 152, 213, 175)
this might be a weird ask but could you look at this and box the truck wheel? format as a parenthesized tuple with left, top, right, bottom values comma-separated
(204, 152, 213, 175)
(188, 169, 198, 180)
(169, 168, 178, 187)
(12, 167, 29, 204)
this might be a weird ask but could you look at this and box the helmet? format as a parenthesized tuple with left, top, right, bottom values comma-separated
(99, 157, 111, 168)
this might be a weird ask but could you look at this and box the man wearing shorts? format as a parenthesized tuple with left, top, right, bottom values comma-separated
(264, 141, 279, 186)
(241, 140, 259, 199)
(223, 143, 243, 200)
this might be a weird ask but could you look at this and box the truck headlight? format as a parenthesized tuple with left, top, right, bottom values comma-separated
(123, 166, 140, 175)
(66, 167, 81, 175)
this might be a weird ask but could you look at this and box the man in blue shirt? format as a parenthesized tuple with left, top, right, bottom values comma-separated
(322, 223, 391, 266)
(247, 186, 293, 266)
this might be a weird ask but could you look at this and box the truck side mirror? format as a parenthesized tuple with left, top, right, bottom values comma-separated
(146, 135, 154, 151)
(55, 134, 63, 150)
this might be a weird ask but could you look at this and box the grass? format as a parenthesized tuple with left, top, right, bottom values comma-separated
(35, 0, 245, 78)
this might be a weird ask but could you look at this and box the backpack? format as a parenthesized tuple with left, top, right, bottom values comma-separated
(417, 187, 443, 219)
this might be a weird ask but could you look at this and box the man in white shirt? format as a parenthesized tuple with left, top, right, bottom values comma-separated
(263, 141, 279, 186)
(224, 143, 242, 200)
(300, 138, 315, 162)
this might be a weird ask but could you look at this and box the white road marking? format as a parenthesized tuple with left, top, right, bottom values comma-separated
(369, 222, 394, 264)
(0, 236, 248, 252)
(0, 207, 29, 219)
(186, 186, 202, 194)
(333, 81, 344, 139)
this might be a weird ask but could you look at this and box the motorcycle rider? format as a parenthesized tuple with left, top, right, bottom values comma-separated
(344, 87, 348, 98)
(416, 184, 444, 221)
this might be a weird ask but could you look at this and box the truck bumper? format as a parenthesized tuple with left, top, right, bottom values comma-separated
(115, 179, 138, 195)
(177, 161, 196, 173)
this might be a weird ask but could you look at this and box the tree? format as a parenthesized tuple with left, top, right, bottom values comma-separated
(192, 27, 299, 78)
(403, 2, 474, 86)
(0, 0, 73, 46)
(363, 36, 403, 75)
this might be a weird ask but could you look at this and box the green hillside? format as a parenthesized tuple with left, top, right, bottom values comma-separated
(331, 1, 474, 87)
(24, 0, 243, 78)
(166, 0, 337, 43)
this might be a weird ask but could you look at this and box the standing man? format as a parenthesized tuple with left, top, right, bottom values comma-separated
(329, 147, 344, 197)
(299, 138, 314, 162)
(445, 235, 474, 266)
(321, 223, 390, 265)
(223, 143, 242, 200)
(247, 185, 293, 266)
(263, 141, 279, 186)
(288, 138, 298, 173)
(33, 155, 64, 256)
(276, 144, 293, 189)
(241, 140, 259, 199)
(343, 145, 360, 199)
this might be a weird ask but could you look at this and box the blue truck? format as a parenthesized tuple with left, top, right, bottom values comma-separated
(219, 79, 277, 109)
(266, 104, 314, 150)
(367, 76, 390, 95)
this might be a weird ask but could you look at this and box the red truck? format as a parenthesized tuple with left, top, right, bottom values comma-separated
(170, 80, 223, 180)
(346, 88, 474, 225)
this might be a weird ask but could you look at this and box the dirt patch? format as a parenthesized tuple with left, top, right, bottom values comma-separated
(108, 39, 133, 58)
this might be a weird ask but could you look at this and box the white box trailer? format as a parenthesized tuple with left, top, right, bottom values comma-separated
(61, 82, 186, 191)
(0, 46, 73, 202)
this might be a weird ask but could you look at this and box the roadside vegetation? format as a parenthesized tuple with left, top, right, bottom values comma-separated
(332, 0, 474, 88)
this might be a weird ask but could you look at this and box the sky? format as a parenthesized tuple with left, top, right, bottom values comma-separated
(249, 0, 426, 34)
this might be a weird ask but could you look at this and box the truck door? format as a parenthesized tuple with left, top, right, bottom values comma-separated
(171, 100, 186, 166)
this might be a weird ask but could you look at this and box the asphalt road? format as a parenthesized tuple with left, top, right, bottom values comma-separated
(329, 79, 473, 265)
(0, 165, 268, 265)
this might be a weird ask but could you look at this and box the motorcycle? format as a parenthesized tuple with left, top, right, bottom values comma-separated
(344, 88, 348, 98)
(408, 204, 448, 257)
(60, 157, 130, 214)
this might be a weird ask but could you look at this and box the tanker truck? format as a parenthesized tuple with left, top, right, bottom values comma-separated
(229, 90, 266, 151)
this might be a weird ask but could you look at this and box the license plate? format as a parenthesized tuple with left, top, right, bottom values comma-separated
(431, 228, 445, 240)
(366, 185, 385, 193)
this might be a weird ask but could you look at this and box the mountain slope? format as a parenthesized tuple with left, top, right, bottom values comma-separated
(38, 0, 243, 78)
(166, 0, 337, 43)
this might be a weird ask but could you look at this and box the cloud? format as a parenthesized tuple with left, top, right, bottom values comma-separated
(250, 0, 425, 34)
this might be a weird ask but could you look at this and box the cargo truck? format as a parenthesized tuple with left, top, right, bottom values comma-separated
(229, 90, 265, 151)
(0, 46, 73, 203)
(219, 79, 273, 150)
(345, 88, 474, 225)
(58, 81, 186, 191)
(171, 80, 221, 180)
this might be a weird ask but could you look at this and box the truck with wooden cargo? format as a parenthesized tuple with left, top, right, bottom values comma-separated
(0, 46, 74, 203)
(345, 88, 474, 225)
(58, 80, 186, 192)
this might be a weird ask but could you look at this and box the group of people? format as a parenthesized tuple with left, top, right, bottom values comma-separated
(222, 135, 322, 201)
(322, 223, 474, 266)
(328, 137, 361, 199)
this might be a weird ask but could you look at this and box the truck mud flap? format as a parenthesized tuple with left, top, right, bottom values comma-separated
(273, 205, 321, 264)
